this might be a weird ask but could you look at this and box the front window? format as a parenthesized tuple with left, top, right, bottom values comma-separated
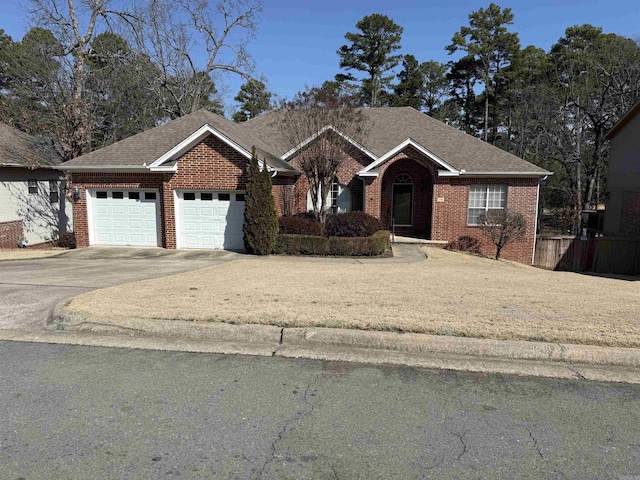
(28, 180, 38, 194)
(468, 184, 507, 225)
(49, 180, 59, 203)
(307, 180, 352, 214)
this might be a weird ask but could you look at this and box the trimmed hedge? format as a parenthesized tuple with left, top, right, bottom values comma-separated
(274, 234, 328, 255)
(275, 230, 390, 256)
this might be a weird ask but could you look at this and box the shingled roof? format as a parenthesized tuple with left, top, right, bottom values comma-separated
(62, 110, 295, 172)
(0, 123, 60, 168)
(242, 107, 550, 175)
(61, 107, 550, 176)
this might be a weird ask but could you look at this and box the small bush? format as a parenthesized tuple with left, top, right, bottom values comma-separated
(325, 212, 382, 238)
(274, 234, 328, 255)
(328, 230, 390, 256)
(278, 214, 323, 236)
(446, 235, 481, 254)
(53, 232, 76, 249)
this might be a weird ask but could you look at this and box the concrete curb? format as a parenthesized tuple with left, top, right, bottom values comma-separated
(58, 314, 282, 348)
(282, 327, 640, 367)
(54, 314, 640, 371)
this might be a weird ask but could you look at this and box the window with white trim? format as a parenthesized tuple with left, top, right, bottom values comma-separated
(28, 180, 38, 194)
(49, 180, 59, 203)
(307, 180, 352, 214)
(468, 184, 507, 225)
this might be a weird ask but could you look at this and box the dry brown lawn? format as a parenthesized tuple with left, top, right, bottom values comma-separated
(0, 248, 67, 261)
(66, 247, 640, 347)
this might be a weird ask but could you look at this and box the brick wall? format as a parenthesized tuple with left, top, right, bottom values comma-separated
(0, 220, 24, 248)
(70, 172, 164, 248)
(285, 143, 370, 214)
(70, 135, 249, 249)
(432, 177, 539, 263)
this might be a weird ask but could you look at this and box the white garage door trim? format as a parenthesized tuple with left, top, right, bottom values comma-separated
(175, 190, 246, 250)
(87, 188, 160, 247)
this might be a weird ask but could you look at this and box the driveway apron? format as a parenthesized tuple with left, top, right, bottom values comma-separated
(0, 247, 239, 331)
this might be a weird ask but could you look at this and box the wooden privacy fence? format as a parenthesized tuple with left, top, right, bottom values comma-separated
(534, 236, 640, 275)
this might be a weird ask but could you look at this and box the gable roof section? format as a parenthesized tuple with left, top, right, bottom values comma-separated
(606, 99, 640, 140)
(61, 110, 297, 173)
(0, 123, 60, 168)
(242, 107, 551, 176)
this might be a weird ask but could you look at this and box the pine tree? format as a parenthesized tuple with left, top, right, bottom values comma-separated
(243, 147, 278, 254)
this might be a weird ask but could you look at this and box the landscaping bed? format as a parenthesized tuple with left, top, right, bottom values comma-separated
(65, 247, 640, 348)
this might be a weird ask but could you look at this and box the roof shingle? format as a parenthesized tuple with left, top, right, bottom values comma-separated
(0, 123, 60, 168)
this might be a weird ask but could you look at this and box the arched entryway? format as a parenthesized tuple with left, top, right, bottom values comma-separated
(381, 158, 434, 237)
(392, 174, 413, 227)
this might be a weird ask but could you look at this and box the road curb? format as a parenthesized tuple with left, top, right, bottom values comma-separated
(54, 314, 640, 371)
(281, 327, 640, 367)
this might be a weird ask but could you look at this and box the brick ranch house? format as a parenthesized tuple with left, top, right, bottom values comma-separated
(59, 107, 551, 263)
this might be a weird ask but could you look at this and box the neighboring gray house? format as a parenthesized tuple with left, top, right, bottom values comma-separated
(0, 124, 72, 247)
(604, 102, 640, 238)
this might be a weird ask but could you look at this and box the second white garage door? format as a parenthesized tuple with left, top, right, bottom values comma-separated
(177, 191, 245, 250)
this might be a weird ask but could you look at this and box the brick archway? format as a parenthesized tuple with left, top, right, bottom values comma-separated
(380, 158, 434, 237)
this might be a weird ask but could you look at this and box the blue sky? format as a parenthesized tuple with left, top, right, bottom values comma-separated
(1, 0, 639, 114)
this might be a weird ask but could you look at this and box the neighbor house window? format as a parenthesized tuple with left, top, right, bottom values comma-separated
(49, 180, 59, 203)
(307, 180, 352, 214)
(468, 184, 507, 225)
(28, 180, 38, 194)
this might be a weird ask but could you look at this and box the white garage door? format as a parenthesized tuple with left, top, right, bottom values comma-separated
(177, 191, 245, 250)
(90, 189, 159, 246)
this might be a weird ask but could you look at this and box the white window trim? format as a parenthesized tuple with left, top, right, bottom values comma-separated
(307, 181, 352, 214)
(467, 184, 507, 226)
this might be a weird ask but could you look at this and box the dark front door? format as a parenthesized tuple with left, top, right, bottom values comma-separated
(392, 184, 413, 226)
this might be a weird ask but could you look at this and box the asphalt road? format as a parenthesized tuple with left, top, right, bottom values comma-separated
(0, 247, 238, 330)
(1, 341, 639, 479)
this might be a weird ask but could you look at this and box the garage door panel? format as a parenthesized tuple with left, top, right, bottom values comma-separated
(178, 191, 245, 250)
(91, 190, 159, 247)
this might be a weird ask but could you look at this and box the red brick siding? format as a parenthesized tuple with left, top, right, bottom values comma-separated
(0, 220, 24, 248)
(432, 177, 539, 263)
(70, 135, 249, 249)
(163, 136, 248, 248)
(286, 144, 370, 214)
(70, 172, 165, 248)
(378, 155, 435, 235)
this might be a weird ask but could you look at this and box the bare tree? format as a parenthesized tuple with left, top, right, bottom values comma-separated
(25, 0, 136, 159)
(478, 208, 526, 260)
(277, 87, 367, 231)
(130, 0, 263, 119)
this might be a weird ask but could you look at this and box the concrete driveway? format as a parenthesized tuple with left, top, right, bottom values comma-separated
(0, 246, 240, 331)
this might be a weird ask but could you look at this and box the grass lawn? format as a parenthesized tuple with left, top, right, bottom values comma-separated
(0, 248, 67, 261)
(65, 247, 640, 348)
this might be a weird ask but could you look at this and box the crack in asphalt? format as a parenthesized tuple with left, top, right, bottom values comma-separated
(524, 425, 545, 460)
(446, 429, 468, 461)
(255, 372, 323, 479)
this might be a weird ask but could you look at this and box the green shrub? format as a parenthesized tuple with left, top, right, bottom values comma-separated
(275, 230, 389, 256)
(243, 147, 278, 254)
(329, 230, 390, 256)
(274, 234, 329, 255)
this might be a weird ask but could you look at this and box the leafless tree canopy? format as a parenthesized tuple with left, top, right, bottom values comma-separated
(277, 87, 368, 229)
(478, 208, 527, 260)
(129, 0, 262, 118)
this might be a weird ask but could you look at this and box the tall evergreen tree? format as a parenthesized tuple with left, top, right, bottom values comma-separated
(447, 3, 520, 142)
(232, 79, 272, 122)
(336, 13, 403, 107)
(243, 147, 278, 255)
(392, 55, 425, 109)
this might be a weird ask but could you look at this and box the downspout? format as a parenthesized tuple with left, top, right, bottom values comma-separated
(532, 176, 547, 266)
